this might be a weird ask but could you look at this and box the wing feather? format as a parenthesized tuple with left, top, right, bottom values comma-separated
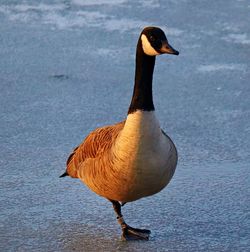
(66, 121, 125, 177)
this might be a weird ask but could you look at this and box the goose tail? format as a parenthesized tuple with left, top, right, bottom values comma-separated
(59, 171, 69, 178)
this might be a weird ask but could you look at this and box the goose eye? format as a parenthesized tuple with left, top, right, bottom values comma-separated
(155, 39, 162, 49)
(149, 35, 155, 42)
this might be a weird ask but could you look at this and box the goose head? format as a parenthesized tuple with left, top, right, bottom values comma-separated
(140, 26, 179, 56)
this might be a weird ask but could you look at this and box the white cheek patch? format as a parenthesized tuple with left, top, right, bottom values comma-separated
(141, 34, 160, 56)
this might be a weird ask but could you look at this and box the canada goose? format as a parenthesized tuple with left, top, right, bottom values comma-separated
(60, 26, 179, 241)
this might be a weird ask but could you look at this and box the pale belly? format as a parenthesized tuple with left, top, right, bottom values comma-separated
(109, 136, 177, 202)
(80, 111, 178, 202)
(81, 134, 178, 202)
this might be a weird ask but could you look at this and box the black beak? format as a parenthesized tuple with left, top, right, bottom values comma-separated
(160, 40, 179, 55)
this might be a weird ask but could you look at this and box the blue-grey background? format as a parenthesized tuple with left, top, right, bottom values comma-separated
(0, 0, 249, 251)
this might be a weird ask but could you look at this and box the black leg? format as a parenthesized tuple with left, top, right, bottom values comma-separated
(109, 200, 151, 241)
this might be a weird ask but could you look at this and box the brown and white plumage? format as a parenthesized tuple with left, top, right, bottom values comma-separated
(60, 26, 179, 241)
(66, 112, 177, 203)
(66, 121, 125, 178)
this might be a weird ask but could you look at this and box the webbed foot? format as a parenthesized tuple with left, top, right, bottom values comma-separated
(121, 225, 151, 241)
(110, 200, 151, 241)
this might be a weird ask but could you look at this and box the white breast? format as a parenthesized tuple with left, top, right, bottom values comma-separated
(112, 111, 176, 200)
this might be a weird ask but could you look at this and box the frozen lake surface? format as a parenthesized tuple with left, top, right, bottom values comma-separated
(0, 0, 249, 251)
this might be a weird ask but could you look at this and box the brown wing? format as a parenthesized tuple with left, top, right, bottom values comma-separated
(66, 121, 125, 178)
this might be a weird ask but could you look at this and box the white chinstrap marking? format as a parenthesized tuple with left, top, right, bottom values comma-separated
(141, 34, 160, 56)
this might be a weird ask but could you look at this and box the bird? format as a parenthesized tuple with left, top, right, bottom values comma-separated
(60, 26, 179, 241)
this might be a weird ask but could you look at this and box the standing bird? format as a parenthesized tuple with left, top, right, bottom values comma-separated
(60, 26, 179, 241)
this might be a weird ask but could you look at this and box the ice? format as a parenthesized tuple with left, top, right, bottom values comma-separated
(222, 33, 250, 45)
(197, 64, 247, 73)
(0, 0, 249, 251)
(72, 0, 127, 6)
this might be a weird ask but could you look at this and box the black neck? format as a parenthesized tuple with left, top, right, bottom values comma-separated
(128, 38, 156, 114)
